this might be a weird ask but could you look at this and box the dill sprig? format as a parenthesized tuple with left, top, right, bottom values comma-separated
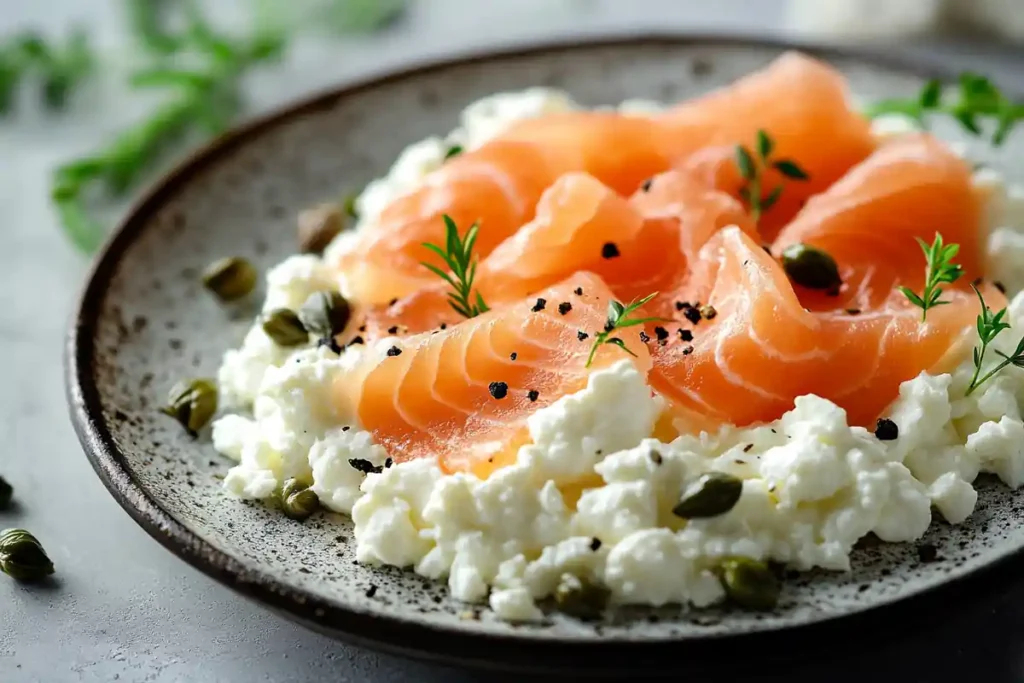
(965, 284, 1022, 395)
(898, 233, 964, 322)
(586, 293, 663, 368)
(865, 72, 1024, 146)
(420, 215, 489, 319)
(735, 129, 808, 223)
(51, 7, 285, 252)
(0, 29, 94, 114)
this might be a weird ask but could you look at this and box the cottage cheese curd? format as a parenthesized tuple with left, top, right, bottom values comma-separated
(211, 88, 1024, 621)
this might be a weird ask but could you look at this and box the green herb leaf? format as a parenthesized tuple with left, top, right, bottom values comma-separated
(900, 233, 964, 321)
(586, 292, 663, 367)
(735, 146, 755, 180)
(756, 129, 773, 159)
(420, 215, 489, 319)
(919, 79, 943, 108)
(760, 185, 783, 210)
(773, 159, 809, 180)
(444, 144, 463, 160)
(966, 284, 1024, 395)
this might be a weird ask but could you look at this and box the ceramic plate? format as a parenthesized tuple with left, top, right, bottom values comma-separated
(65, 35, 1024, 676)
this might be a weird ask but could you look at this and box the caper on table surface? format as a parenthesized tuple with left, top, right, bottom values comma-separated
(201, 256, 257, 301)
(298, 291, 351, 339)
(262, 308, 309, 347)
(161, 378, 218, 434)
(672, 472, 744, 519)
(719, 557, 780, 611)
(0, 476, 11, 509)
(0, 528, 54, 581)
(279, 478, 320, 521)
(781, 243, 842, 291)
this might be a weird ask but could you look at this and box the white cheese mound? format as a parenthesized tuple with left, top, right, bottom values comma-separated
(208, 87, 1024, 623)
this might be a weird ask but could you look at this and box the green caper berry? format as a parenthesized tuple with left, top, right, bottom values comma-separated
(201, 256, 258, 301)
(719, 557, 780, 611)
(280, 478, 320, 521)
(781, 243, 842, 291)
(297, 203, 344, 255)
(0, 528, 54, 581)
(262, 309, 309, 347)
(161, 378, 218, 434)
(0, 476, 11, 510)
(672, 472, 743, 519)
(554, 574, 610, 620)
(298, 291, 351, 339)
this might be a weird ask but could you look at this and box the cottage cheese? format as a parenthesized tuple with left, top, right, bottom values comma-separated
(210, 88, 1024, 622)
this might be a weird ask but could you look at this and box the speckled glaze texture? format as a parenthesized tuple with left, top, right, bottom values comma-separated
(65, 36, 1024, 675)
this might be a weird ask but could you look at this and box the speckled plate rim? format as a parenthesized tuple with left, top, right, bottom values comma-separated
(64, 32, 1024, 674)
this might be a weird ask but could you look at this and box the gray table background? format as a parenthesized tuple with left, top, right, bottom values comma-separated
(3, 1, 1024, 681)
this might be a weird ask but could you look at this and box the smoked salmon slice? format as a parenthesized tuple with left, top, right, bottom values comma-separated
(650, 228, 998, 428)
(351, 171, 753, 341)
(334, 272, 651, 477)
(772, 133, 984, 312)
(333, 52, 874, 306)
(662, 51, 876, 238)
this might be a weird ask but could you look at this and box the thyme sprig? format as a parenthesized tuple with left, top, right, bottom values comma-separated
(0, 29, 94, 114)
(421, 214, 489, 319)
(865, 72, 1024, 146)
(967, 285, 1024, 395)
(586, 293, 663, 367)
(898, 233, 964, 322)
(735, 129, 808, 223)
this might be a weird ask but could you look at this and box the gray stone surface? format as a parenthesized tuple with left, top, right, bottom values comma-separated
(3, 1, 1024, 681)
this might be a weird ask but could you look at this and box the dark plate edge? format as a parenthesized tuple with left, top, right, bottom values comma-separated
(62, 31, 1024, 675)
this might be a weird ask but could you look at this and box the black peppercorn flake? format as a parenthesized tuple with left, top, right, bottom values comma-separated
(675, 300, 692, 311)
(678, 329, 693, 342)
(654, 326, 669, 341)
(641, 178, 653, 192)
(589, 537, 602, 551)
(347, 335, 365, 347)
(439, 323, 447, 330)
(648, 449, 663, 465)
(386, 345, 402, 357)
(682, 345, 694, 355)
(917, 543, 940, 563)
(387, 325, 399, 335)
(489, 381, 509, 399)
(762, 244, 772, 254)
(996, 281, 1007, 293)
(683, 307, 702, 324)
(358, 325, 366, 332)
(365, 584, 378, 598)
(574, 287, 583, 296)
(972, 277, 984, 287)
(527, 389, 539, 402)
(510, 352, 518, 361)
(601, 242, 620, 259)
(384, 457, 394, 469)
(577, 330, 589, 341)
(874, 418, 899, 441)
(846, 308, 861, 315)
(558, 301, 573, 315)
(349, 458, 383, 474)
(342, 426, 351, 432)
(743, 443, 754, 453)
(639, 331, 651, 343)
(532, 297, 547, 312)
(388, 298, 398, 306)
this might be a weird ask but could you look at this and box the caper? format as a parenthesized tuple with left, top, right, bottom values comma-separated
(672, 472, 743, 519)
(0, 528, 54, 581)
(280, 478, 320, 521)
(781, 243, 842, 291)
(297, 203, 343, 254)
(261, 308, 309, 347)
(201, 256, 258, 301)
(554, 574, 609, 620)
(298, 291, 351, 339)
(0, 476, 11, 509)
(719, 557, 780, 611)
(161, 378, 218, 434)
